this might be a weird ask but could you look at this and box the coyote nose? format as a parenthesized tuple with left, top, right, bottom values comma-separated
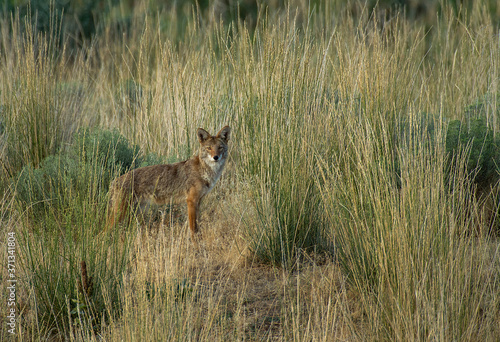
(213, 155, 219, 161)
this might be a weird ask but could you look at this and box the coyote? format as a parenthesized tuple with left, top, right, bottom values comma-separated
(106, 126, 231, 240)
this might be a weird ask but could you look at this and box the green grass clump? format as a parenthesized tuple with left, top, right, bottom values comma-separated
(233, 20, 331, 268)
(0, 13, 85, 182)
(3, 77, 66, 175)
(19, 202, 131, 338)
(14, 128, 142, 338)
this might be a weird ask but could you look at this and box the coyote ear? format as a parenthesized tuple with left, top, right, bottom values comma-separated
(197, 128, 210, 142)
(217, 126, 231, 142)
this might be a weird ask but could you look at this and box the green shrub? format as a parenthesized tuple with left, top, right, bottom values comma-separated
(14, 154, 70, 220)
(392, 96, 500, 193)
(446, 116, 500, 190)
(14, 128, 144, 224)
(14, 128, 146, 337)
(444, 95, 500, 234)
(71, 128, 141, 173)
(139, 151, 166, 168)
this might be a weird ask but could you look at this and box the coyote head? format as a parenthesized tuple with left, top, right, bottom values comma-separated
(197, 126, 231, 164)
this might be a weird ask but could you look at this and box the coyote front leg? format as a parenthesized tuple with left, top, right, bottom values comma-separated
(186, 187, 202, 240)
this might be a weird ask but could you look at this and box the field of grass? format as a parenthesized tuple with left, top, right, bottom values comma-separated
(1, 1, 499, 340)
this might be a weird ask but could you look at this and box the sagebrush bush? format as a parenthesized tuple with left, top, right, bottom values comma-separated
(72, 128, 141, 172)
(14, 128, 150, 224)
(446, 95, 500, 190)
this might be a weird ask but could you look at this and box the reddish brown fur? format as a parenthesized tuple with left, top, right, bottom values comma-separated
(106, 126, 230, 241)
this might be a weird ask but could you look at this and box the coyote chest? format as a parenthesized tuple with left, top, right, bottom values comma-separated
(202, 157, 226, 192)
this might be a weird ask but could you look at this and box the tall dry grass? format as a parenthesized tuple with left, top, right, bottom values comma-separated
(0, 1, 499, 341)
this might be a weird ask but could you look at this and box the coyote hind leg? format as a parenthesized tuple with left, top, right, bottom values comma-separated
(105, 191, 131, 231)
